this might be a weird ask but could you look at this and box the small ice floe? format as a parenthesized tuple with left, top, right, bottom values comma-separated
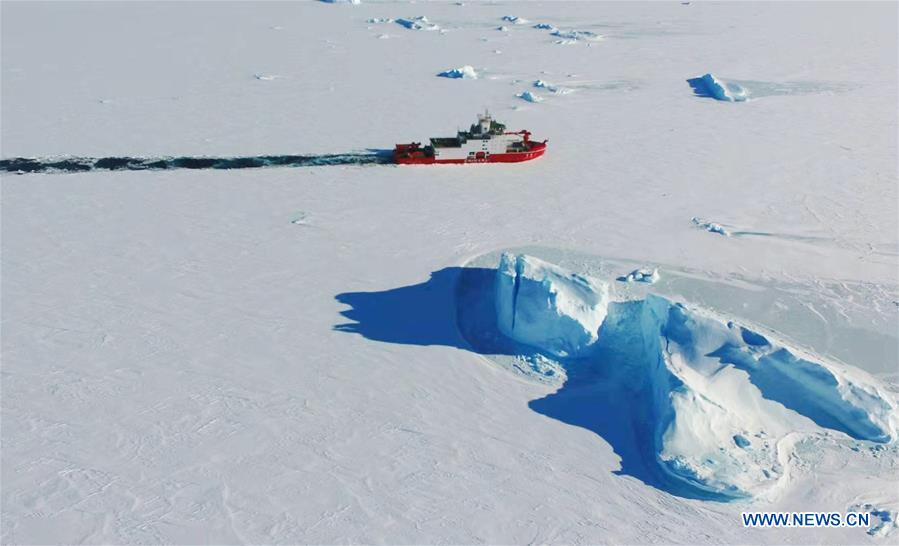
(437, 65, 478, 79)
(687, 73, 748, 102)
(516, 90, 543, 103)
(533, 23, 556, 30)
(254, 74, 279, 81)
(497, 25, 509, 32)
(493, 49, 502, 54)
(618, 268, 660, 284)
(270, 25, 284, 30)
(692, 216, 731, 236)
(367, 17, 393, 23)
(396, 16, 439, 31)
(377, 34, 391, 39)
(501, 15, 530, 25)
(534, 80, 574, 95)
(320, 0, 360, 4)
(550, 29, 603, 42)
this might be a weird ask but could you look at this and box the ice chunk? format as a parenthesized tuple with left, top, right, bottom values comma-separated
(396, 16, 440, 31)
(501, 15, 529, 25)
(494, 253, 609, 358)
(687, 73, 748, 102)
(320, 0, 361, 4)
(516, 90, 543, 103)
(437, 66, 478, 79)
(533, 80, 574, 95)
(496, 25, 509, 32)
(533, 23, 556, 30)
(691, 217, 730, 236)
(619, 268, 660, 284)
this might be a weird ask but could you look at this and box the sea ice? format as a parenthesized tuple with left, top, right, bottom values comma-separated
(848, 503, 898, 537)
(396, 16, 440, 31)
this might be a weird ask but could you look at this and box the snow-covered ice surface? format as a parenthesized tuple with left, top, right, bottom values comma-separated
(2, 1, 897, 544)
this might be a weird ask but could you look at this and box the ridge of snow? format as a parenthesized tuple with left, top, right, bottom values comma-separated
(550, 29, 603, 42)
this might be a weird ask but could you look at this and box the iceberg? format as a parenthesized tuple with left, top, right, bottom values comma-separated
(494, 253, 609, 358)
(437, 66, 478, 79)
(396, 16, 440, 31)
(484, 255, 897, 500)
(516, 90, 543, 103)
(619, 268, 660, 283)
(688, 73, 749, 102)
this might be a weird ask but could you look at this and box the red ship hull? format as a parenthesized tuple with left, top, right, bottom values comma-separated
(394, 141, 547, 165)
